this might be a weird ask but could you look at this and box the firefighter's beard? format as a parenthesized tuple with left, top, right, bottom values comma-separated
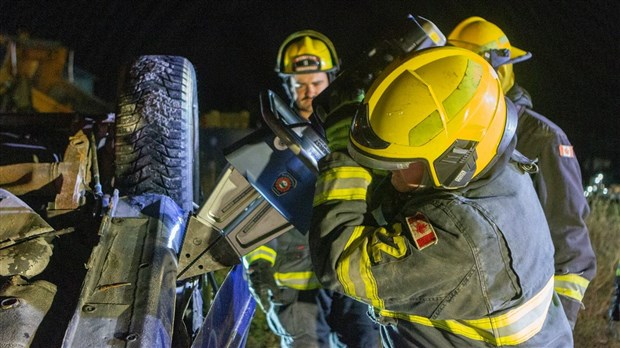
(390, 162, 429, 193)
(295, 98, 313, 117)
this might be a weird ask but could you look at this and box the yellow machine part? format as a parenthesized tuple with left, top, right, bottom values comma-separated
(0, 33, 111, 114)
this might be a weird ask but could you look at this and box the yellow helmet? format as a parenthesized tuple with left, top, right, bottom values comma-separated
(275, 30, 340, 76)
(447, 16, 531, 92)
(349, 46, 516, 189)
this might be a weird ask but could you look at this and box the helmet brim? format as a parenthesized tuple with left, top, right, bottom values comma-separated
(510, 45, 529, 60)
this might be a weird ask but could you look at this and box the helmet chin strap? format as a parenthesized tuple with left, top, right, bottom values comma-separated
(495, 98, 519, 157)
(281, 76, 295, 104)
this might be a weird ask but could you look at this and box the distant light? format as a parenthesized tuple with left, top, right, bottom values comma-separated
(594, 173, 604, 184)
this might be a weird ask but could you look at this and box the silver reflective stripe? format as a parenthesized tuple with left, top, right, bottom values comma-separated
(314, 166, 371, 206)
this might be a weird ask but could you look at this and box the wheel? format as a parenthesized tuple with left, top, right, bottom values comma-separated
(114, 55, 199, 212)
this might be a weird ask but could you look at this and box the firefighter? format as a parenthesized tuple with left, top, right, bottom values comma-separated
(447, 17, 597, 330)
(274, 29, 340, 120)
(243, 30, 379, 347)
(310, 46, 573, 347)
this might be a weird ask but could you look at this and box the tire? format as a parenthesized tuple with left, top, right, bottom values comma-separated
(114, 55, 199, 212)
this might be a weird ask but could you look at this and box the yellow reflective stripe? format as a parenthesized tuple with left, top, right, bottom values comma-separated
(337, 226, 362, 297)
(554, 274, 590, 302)
(242, 246, 276, 267)
(616, 261, 620, 276)
(318, 166, 373, 184)
(360, 236, 383, 308)
(274, 271, 321, 290)
(369, 225, 408, 263)
(379, 277, 555, 346)
(337, 226, 384, 308)
(313, 167, 372, 206)
(313, 188, 368, 206)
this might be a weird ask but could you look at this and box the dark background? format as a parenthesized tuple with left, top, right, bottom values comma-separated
(1, 0, 618, 182)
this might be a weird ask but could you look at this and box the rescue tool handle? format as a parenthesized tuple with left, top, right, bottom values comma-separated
(312, 14, 446, 125)
(259, 90, 330, 172)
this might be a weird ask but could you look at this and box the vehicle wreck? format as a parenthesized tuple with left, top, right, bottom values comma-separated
(0, 15, 444, 347)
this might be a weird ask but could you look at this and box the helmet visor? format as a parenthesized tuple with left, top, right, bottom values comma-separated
(350, 103, 389, 149)
(348, 103, 417, 170)
(390, 161, 434, 191)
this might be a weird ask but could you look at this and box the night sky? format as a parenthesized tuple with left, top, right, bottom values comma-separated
(1, 0, 618, 181)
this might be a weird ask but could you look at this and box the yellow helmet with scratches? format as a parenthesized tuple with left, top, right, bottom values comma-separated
(349, 46, 516, 188)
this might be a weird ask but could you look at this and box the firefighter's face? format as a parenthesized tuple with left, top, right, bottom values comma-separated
(288, 72, 329, 120)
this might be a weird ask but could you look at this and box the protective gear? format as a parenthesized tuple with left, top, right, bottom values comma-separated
(325, 118, 352, 153)
(510, 83, 596, 329)
(275, 30, 340, 114)
(262, 29, 380, 348)
(311, 148, 573, 347)
(243, 230, 379, 347)
(275, 30, 340, 77)
(447, 16, 532, 92)
(267, 288, 379, 348)
(324, 88, 365, 152)
(349, 46, 516, 189)
(246, 259, 279, 313)
(312, 14, 446, 126)
(449, 16, 596, 328)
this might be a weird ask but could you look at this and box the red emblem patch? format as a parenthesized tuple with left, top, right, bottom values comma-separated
(405, 212, 438, 250)
(272, 173, 296, 196)
(558, 145, 575, 158)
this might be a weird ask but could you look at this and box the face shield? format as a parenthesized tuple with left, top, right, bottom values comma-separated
(348, 103, 480, 190)
(348, 103, 418, 170)
(390, 162, 436, 192)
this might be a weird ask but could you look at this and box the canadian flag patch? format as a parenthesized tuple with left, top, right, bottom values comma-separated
(558, 145, 575, 158)
(405, 212, 438, 250)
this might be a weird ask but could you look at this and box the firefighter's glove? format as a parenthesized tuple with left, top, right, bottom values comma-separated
(246, 260, 279, 313)
(325, 117, 353, 152)
(323, 88, 364, 152)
